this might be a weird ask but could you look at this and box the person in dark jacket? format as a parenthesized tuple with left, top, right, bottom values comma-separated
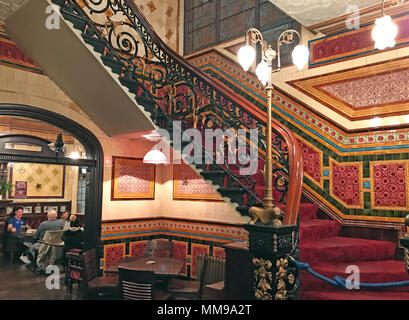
(61, 221, 84, 266)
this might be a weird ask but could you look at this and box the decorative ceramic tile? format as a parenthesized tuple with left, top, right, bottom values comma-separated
(213, 246, 226, 259)
(172, 240, 188, 276)
(330, 159, 363, 209)
(298, 138, 322, 186)
(129, 241, 146, 257)
(103, 243, 125, 269)
(321, 69, 409, 108)
(371, 161, 409, 210)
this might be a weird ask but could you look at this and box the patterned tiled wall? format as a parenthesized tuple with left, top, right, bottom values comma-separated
(188, 51, 409, 223)
(100, 218, 247, 278)
(133, 0, 182, 53)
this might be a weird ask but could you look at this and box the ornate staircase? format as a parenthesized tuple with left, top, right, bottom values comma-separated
(10, 0, 409, 299)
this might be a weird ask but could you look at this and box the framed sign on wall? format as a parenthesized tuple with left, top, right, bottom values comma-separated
(173, 163, 222, 201)
(111, 157, 155, 200)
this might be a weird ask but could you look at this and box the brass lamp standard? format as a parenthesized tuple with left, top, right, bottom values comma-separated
(238, 28, 309, 226)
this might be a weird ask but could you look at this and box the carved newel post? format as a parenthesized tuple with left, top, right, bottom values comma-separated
(244, 217, 299, 300)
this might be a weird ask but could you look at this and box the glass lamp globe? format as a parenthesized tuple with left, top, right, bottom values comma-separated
(143, 149, 168, 164)
(292, 45, 309, 70)
(256, 60, 271, 86)
(238, 45, 256, 71)
(372, 15, 398, 50)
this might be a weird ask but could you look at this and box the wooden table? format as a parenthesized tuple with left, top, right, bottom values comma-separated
(104, 257, 186, 278)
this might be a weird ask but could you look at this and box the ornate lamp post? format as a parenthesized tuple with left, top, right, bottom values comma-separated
(238, 28, 309, 226)
(237, 28, 308, 301)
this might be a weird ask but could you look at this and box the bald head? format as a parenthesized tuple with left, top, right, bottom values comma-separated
(47, 210, 58, 220)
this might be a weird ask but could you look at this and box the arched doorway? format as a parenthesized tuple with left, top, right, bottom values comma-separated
(0, 104, 103, 251)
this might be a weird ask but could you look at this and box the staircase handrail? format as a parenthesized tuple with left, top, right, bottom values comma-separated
(66, 0, 303, 225)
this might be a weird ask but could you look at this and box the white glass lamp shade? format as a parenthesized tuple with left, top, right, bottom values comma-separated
(238, 45, 256, 71)
(255, 60, 271, 86)
(292, 45, 309, 70)
(143, 149, 168, 164)
(372, 15, 398, 50)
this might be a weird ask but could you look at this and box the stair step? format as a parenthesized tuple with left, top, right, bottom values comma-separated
(200, 171, 226, 187)
(61, 9, 87, 30)
(301, 290, 409, 300)
(51, 0, 67, 6)
(299, 203, 319, 222)
(101, 55, 123, 74)
(119, 77, 141, 94)
(82, 33, 106, 54)
(236, 206, 250, 216)
(300, 219, 340, 242)
(300, 236, 396, 264)
(217, 187, 245, 205)
(301, 260, 409, 292)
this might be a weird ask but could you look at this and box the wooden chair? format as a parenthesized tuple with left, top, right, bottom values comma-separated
(201, 256, 226, 299)
(202, 281, 226, 300)
(145, 240, 173, 258)
(166, 254, 208, 299)
(118, 267, 171, 300)
(66, 248, 118, 299)
(66, 249, 84, 293)
(37, 230, 65, 270)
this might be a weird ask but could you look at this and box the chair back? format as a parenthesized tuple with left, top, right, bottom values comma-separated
(82, 248, 99, 283)
(145, 240, 173, 258)
(37, 230, 65, 268)
(118, 267, 155, 300)
(42, 230, 65, 244)
(203, 256, 225, 285)
(196, 254, 209, 297)
(66, 250, 84, 282)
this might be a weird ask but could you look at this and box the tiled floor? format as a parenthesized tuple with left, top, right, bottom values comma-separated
(0, 256, 81, 300)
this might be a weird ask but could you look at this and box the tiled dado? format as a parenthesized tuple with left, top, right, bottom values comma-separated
(188, 51, 409, 221)
(100, 219, 247, 278)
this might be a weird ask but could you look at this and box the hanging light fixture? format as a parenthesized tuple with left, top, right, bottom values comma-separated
(372, 0, 398, 50)
(143, 132, 168, 164)
(143, 147, 168, 164)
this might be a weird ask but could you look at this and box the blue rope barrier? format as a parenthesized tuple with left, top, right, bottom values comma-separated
(290, 257, 409, 290)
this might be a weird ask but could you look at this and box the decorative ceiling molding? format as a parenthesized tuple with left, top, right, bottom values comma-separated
(270, 0, 409, 35)
(309, 14, 409, 68)
(289, 57, 409, 120)
(309, 0, 409, 35)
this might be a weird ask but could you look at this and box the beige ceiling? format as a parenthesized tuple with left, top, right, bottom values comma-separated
(269, 0, 382, 29)
(0, 0, 27, 21)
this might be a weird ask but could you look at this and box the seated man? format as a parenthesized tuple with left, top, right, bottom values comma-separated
(5, 207, 28, 263)
(60, 212, 78, 230)
(7, 207, 26, 233)
(26, 210, 65, 272)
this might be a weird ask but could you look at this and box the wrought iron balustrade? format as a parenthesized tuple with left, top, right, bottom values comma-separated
(57, 0, 303, 225)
